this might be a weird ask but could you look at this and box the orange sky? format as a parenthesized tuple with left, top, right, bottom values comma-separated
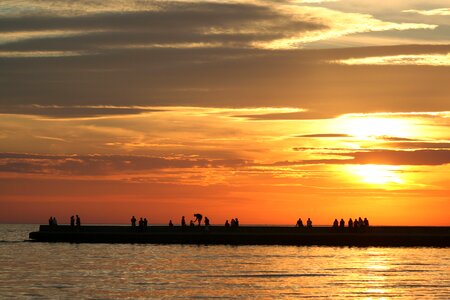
(0, 1, 449, 225)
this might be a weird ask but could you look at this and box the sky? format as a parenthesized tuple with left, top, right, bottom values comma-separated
(0, 0, 449, 225)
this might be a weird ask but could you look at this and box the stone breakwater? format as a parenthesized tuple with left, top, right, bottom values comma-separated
(29, 225, 450, 247)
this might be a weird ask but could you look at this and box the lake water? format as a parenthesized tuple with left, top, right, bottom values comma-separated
(1, 224, 449, 298)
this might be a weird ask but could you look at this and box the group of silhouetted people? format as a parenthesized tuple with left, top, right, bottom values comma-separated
(48, 216, 58, 226)
(129, 213, 215, 228)
(296, 218, 313, 228)
(48, 215, 80, 227)
(224, 218, 239, 228)
(131, 216, 148, 229)
(334, 217, 369, 229)
(329, 217, 370, 232)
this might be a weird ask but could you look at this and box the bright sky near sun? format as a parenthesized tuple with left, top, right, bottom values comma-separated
(0, 0, 449, 225)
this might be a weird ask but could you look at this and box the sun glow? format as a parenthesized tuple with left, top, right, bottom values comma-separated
(349, 165, 404, 185)
(338, 116, 412, 139)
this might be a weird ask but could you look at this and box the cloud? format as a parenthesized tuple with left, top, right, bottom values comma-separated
(376, 136, 420, 141)
(234, 111, 339, 120)
(0, 105, 163, 118)
(295, 133, 352, 138)
(290, 149, 450, 166)
(0, 153, 250, 176)
(0, 2, 325, 52)
(333, 53, 450, 66)
(0, 1, 437, 54)
(383, 142, 450, 149)
(0, 0, 448, 116)
(403, 8, 450, 16)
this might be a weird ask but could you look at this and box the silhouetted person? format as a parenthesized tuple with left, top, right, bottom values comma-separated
(204, 217, 210, 227)
(225, 220, 230, 228)
(189, 220, 195, 227)
(139, 217, 144, 229)
(348, 218, 353, 228)
(296, 218, 304, 227)
(339, 218, 345, 228)
(193, 213, 203, 226)
(76, 215, 80, 227)
(353, 218, 359, 229)
(231, 219, 235, 227)
(306, 218, 312, 228)
(143, 218, 148, 227)
(70, 215, 75, 227)
(363, 217, 369, 227)
(48, 216, 53, 226)
(235, 218, 239, 227)
(359, 217, 363, 227)
(181, 216, 186, 227)
(52, 217, 58, 226)
(333, 219, 338, 228)
(169, 220, 173, 227)
(131, 216, 136, 227)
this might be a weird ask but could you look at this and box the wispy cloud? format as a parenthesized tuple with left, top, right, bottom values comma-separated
(291, 149, 450, 166)
(333, 53, 450, 66)
(403, 8, 450, 16)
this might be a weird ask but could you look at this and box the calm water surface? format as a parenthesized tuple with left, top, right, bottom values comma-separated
(0, 224, 449, 299)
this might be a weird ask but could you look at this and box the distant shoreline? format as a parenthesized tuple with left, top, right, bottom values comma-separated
(29, 225, 450, 247)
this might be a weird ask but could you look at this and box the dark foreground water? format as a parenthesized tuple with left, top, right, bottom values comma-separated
(1, 225, 449, 299)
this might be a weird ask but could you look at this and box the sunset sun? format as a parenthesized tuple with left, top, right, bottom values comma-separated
(349, 164, 404, 185)
(338, 116, 412, 139)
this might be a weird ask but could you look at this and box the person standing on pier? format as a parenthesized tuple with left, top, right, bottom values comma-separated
(181, 216, 186, 227)
(76, 215, 80, 227)
(348, 218, 353, 228)
(131, 216, 136, 227)
(193, 213, 203, 226)
(169, 220, 174, 227)
(339, 219, 345, 229)
(296, 218, 303, 227)
(70, 215, 75, 227)
(143, 218, 148, 228)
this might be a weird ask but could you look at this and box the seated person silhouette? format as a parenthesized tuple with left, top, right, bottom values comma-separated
(363, 217, 369, 227)
(339, 218, 345, 228)
(143, 218, 148, 227)
(76, 215, 80, 227)
(190, 220, 195, 227)
(48, 216, 53, 226)
(296, 218, 304, 227)
(225, 220, 230, 227)
(333, 219, 338, 228)
(306, 218, 312, 228)
(169, 220, 174, 227)
(70, 215, 75, 227)
(348, 218, 353, 228)
(131, 216, 136, 227)
(138, 217, 144, 228)
(235, 218, 239, 227)
(181, 216, 186, 227)
(204, 217, 210, 227)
